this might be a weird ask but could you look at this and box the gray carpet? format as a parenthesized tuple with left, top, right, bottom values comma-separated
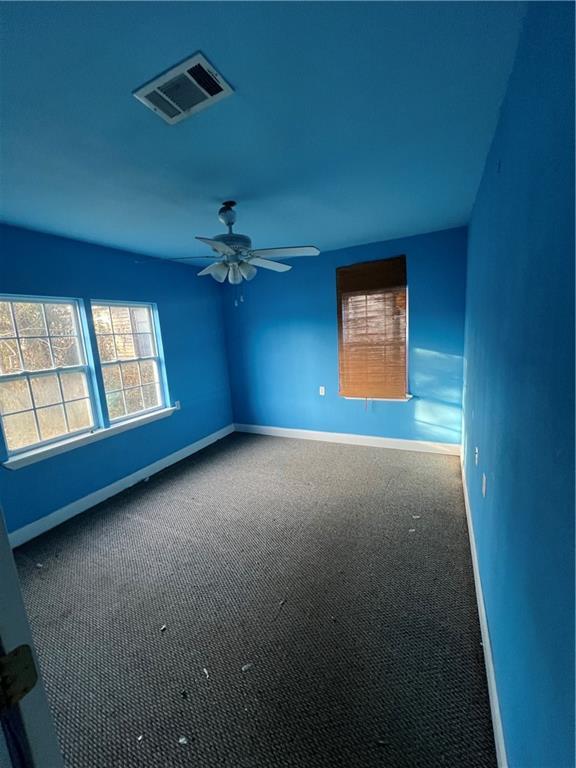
(15, 433, 496, 768)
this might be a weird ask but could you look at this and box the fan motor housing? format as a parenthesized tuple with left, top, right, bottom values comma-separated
(213, 233, 252, 256)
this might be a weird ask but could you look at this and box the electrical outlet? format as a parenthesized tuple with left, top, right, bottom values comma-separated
(482, 473, 487, 498)
(474, 447, 479, 466)
(319, 386, 326, 396)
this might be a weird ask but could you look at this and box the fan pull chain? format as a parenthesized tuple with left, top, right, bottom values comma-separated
(233, 284, 244, 307)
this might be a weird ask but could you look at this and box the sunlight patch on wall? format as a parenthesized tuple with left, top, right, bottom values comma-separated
(411, 347, 463, 405)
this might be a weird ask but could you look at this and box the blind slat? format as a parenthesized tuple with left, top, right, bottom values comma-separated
(337, 256, 407, 399)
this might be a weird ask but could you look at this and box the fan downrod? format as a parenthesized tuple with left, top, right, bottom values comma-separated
(218, 200, 237, 232)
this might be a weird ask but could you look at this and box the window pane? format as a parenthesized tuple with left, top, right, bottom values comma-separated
(115, 334, 135, 360)
(135, 333, 155, 357)
(45, 303, 75, 336)
(92, 303, 165, 425)
(65, 399, 93, 432)
(0, 379, 32, 415)
(97, 334, 116, 363)
(92, 305, 112, 334)
(37, 404, 67, 441)
(60, 371, 88, 401)
(0, 303, 15, 337)
(106, 391, 126, 420)
(142, 383, 160, 410)
(3, 410, 39, 451)
(121, 361, 140, 388)
(139, 359, 158, 384)
(130, 306, 151, 334)
(0, 339, 22, 374)
(125, 387, 144, 414)
(30, 374, 61, 407)
(20, 338, 53, 371)
(110, 306, 132, 334)
(13, 302, 47, 337)
(102, 364, 121, 392)
(0, 298, 95, 453)
(51, 336, 82, 367)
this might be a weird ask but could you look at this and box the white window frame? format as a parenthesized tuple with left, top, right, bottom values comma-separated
(90, 300, 168, 425)
(0, 296, 97, 456)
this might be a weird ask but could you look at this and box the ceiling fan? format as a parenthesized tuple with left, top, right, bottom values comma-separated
(170, 201, 320, 283)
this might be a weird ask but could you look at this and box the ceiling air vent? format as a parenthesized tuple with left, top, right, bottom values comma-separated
(133, 53, 233, 125)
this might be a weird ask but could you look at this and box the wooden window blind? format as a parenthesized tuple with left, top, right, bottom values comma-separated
(337, 256, 407, 399)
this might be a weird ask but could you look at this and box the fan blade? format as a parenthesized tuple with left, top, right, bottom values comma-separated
(168, 256, 220, 261)
(247, 257, 292, 272)
(228, 263, 242, 285)
(249, 246, 320, 260)
(195, 237, 236, 257)
(134, 256, 219, 264)
(198, 262, 229, 283)
(239, 261, 257, 281)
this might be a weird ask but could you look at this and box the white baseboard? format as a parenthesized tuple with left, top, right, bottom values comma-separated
(9, 421, 458, 548)
(461, 462, 508, 768)
(8, 424, 235, 548)
(235, 423, 461, 455)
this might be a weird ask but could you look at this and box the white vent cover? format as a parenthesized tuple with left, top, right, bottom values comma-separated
(133, 53, 233, 125)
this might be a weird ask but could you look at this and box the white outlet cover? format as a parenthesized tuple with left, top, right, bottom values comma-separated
(474, 447, 479, 466)
(319, 386, 326, 396)
(482, 473, 487, 498)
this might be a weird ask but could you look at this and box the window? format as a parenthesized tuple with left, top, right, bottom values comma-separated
(337, 256, 407, 399)
(0, 296, 172, 461)
(91, 303, 164, 422)
(0, 298, 94, 452)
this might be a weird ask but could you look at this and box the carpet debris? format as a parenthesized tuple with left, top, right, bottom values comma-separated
(272, 597, 287, 621)
(412, 515, 421, 519)
(36, 563, 43, 569)
(241, 663, 253, 673)
(178, 736, 188, 746)
(202, 667, 209, 679)
(137, 735, 143, 743)
(160, 624, 167, 633)
(409, 528, 416, 533)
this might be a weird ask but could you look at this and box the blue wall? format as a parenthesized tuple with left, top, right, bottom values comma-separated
(462, 4, 575, 767)
(225, 227, 467, 444)
(0, 224, 232, 534)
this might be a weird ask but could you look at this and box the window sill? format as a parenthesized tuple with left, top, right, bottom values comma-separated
(3, 405, 179, 470)
(343, 394, 414, 402)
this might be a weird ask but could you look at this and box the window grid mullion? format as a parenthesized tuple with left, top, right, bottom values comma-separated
(55, 372, 71, 433)
(30, 402, 42, 444)
(120, 389, 128, 418)
(7, 302, 24, 371)
(38, 303, 55, 370)
(0, 364, 88, 383)
(128, 307, 135, 337)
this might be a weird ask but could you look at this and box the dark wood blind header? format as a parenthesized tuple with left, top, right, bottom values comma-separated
(337, 256, 407, 400)
(336, 256, 406, 293)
